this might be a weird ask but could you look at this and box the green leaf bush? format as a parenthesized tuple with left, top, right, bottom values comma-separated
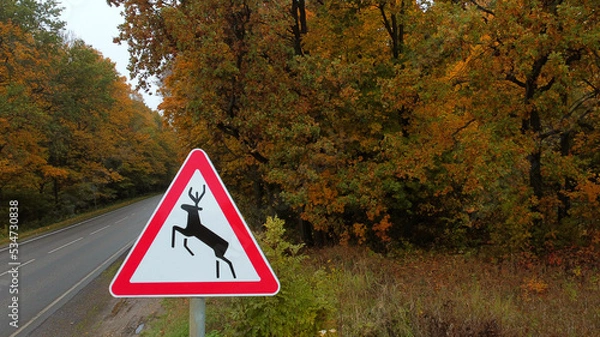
(223, 217, 334, 336)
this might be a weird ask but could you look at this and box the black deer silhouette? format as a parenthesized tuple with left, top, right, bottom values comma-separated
(171, 185, 236, 279)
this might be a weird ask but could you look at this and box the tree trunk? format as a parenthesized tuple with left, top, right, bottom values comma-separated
(520, 54, 549, 225)
(558, 131, 575, 222)
(379, 1, 405, 60)
(291, 0, 307, 56)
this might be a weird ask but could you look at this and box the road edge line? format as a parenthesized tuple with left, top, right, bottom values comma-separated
(9, 239, 135, 337)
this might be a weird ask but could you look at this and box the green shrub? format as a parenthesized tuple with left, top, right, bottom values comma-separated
(223, 217, 334, 336)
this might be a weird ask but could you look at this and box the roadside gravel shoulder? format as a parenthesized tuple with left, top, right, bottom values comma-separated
(30, 255, 164, 337)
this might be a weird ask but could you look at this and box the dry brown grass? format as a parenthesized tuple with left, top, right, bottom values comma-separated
(312, 246, 600, 337)
(145, 244, 599, 337)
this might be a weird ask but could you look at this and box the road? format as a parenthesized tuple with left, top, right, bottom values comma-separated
(0, 195, 161, 337)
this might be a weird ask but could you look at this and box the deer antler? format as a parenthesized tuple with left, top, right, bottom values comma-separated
(188, 185, 206, 206)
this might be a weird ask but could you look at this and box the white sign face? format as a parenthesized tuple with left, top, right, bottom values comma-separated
(130, 170, 260, 283)
(110, 149, 279, 297)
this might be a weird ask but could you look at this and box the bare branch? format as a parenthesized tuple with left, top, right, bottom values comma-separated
(452, 118, 476, 139)
(469, 0, 495, 16)
(505, 73, 526, 88)
(539, 77, 556, 93)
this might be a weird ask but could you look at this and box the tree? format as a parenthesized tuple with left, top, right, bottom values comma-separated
(1, 0, 178, 227)
(0, 0, 62, 194)
(451, 0, 599, 249)
(110, 0, 600, 253)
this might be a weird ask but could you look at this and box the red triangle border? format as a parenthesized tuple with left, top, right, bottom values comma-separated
(110, 149, 280, 297)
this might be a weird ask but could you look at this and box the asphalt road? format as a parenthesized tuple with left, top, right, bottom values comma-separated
(0, 195, 161, 337)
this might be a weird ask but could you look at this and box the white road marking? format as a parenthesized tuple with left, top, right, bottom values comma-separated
(0, 211, 115, 253)
(114, 216, 129, 224)
(89, 225, 110, 236)
(9, 240, 135, 337)
(47, 237, 84, 254)
(0, 259, 35, 277)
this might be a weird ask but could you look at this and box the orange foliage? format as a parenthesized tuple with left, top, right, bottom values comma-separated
(107, 0, 600, 252)
(1, 1, 177, 224)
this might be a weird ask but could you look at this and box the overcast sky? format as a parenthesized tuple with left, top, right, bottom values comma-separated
(58, 0, 162, 110)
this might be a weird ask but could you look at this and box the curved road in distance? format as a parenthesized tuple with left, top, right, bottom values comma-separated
(0, 195, 162, 337)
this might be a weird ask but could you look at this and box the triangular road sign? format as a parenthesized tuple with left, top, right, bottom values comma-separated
(110, 149, 280, 297)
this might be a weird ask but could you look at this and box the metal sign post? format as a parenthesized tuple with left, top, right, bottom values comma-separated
(189, 297, 206, 337)
(109, 149, 280, 336)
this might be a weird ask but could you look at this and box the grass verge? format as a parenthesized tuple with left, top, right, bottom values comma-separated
(140, 298, 189, 337)
(142, 246, 599, 337)
(138, 217, 600, 337)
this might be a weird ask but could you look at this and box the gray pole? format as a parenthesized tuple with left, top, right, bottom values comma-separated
(189, 297, 206, 337)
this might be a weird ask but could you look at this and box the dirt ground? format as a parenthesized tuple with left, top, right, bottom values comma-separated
(31, 258, 165, 337)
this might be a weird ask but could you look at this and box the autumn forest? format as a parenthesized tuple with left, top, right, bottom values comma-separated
(2, 0, 599, 254)
(1, 0, 177, 228)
